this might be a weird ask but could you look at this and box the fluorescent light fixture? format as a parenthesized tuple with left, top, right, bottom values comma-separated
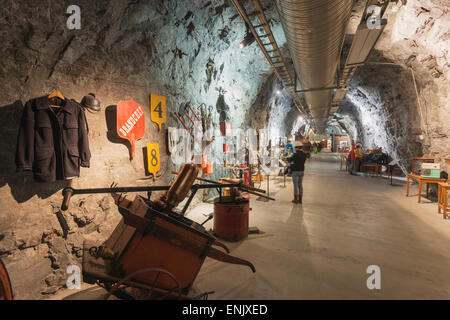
(240, 31, 256, 49)
(345, 20, 387, 66)
(332, 88, 348, 103)
(330, 105, 339, 113)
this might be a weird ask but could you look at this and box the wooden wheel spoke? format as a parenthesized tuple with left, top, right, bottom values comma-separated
(105, 268, 181, 300)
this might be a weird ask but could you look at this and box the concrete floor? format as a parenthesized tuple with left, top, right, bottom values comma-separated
(189, 153, 450, 299)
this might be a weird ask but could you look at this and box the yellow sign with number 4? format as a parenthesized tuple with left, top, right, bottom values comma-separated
(146, 143, 160, 180)
(150, 93, 166, 130)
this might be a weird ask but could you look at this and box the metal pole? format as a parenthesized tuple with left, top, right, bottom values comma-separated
(410, 67, 428, 142)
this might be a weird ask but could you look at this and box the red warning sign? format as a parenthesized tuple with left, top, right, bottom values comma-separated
(117, 99, 145, 159)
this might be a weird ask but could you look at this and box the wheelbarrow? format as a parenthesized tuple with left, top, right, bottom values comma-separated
(0, 258, 13, 300)
(61, 164, 257, 300)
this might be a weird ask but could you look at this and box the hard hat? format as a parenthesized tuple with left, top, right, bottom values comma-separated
(81, 93, 101, 112)
(294, 141, 303, 148)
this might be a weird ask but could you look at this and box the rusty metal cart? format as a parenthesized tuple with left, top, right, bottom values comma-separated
(61, 164, 261, 300)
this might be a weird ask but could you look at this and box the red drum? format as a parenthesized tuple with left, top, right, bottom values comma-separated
(213, 197, 249, 241)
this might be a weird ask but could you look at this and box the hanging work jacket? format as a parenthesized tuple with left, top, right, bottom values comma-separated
(349, 146, 356, 160)
(15, 96, 91, 182)
(287, 151, 307, 172)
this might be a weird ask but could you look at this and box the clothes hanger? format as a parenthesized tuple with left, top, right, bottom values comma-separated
(48, 89, 65, 108)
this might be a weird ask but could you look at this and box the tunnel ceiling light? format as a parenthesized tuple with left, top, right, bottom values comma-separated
(276, 90, 281, 95)
(332, 88, 348, 103)
(390, 0, 407, 12)
(345, 21, 387, 66)
(330, 105, 339, 113)
(240, 31, 256, 49)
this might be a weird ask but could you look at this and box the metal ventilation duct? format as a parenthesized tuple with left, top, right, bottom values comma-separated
(274, 0, 353, 132)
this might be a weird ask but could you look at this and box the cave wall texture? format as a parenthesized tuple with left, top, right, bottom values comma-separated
(0, 0, 448, 299)
(0, 0, 285, 299)
(338, 0, 449, 172)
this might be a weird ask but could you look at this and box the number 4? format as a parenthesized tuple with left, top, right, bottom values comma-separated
(154, 102, 162, 118)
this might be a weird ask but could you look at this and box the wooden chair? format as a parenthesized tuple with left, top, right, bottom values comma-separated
(340, 154, 348, 171)
(438, 182, 450, 219)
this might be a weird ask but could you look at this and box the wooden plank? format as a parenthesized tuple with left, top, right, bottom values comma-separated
(105, 196, 148, 258)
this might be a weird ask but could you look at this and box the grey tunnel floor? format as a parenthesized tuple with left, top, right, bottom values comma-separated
(56, 152, 450, 300)
(190, 153, 450, 299)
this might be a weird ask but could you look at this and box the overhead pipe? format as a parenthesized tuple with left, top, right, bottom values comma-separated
(274, 0, 353, 132)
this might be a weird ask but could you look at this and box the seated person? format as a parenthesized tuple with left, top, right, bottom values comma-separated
(348, 142, 363, 174)
(355, 143, 363, 159)
(354, 143, 363, 172)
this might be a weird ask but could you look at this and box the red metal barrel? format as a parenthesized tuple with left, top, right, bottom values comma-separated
(213, 196, 249, 241)
(243, 170, 249, 185)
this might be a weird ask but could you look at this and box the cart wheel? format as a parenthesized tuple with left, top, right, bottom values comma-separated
(0, 258, 13, 300)
(103, 268, 181, 300)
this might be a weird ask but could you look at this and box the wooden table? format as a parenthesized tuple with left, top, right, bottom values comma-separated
(438, 182, 450, 219)
(406, 174, 446, 203)
(360, 163, 382, 177)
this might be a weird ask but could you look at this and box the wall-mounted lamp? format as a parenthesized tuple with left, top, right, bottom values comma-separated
(240, 23, 256, 49)
(240, 31, 255, 49)
(276, 90, 281, 95)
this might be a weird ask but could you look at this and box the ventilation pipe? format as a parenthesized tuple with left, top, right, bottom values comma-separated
(275, 0, 353, 132)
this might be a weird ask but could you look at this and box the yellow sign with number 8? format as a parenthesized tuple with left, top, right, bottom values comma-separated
(146, 143, 160, 180)
(150, 93, 166, 131)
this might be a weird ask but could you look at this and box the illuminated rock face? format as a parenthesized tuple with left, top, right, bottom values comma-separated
(331, 0, 449, 171)
(375, 0, 449, 169)
(245, 72, 300, 139)
(342, 65, 423, 173)
(0, 0, 285, 299)
(0, 0, 294, 299)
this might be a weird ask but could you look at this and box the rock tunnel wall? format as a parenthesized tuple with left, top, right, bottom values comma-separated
(377, 0, 449, 170)
(342, 64, 423, 173)
(0, 0, 279, 299)
(245, 72, 300, 139)
(335, 0, 449, 172)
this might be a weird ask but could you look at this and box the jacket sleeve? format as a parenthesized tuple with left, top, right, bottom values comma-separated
(78, 107, 91, 167)
(15, 100, 35, 171)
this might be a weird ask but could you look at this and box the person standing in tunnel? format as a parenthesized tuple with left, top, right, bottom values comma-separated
(287, 141, 307, 204)
(303, 139, 312, 158)
(313, 142, 318, 154)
